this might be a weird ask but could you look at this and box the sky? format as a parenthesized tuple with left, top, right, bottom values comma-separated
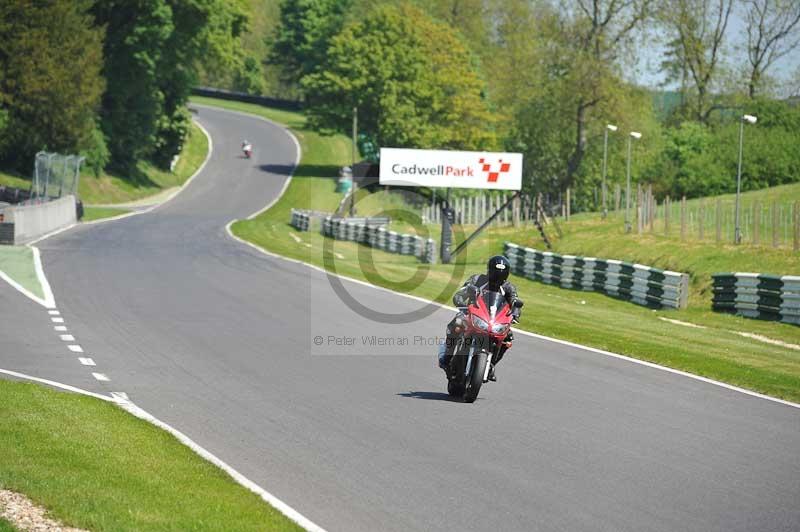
(628, 3, 800, 94)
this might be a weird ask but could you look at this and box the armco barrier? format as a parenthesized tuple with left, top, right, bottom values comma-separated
(0, 195, 77, 244)
(322, 216, 436, 264)
(504, 242, 689, 309)
(192, 87, 302, 111)
(712, 273, 800, 326)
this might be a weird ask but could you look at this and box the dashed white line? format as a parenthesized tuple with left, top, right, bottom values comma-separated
(110, 392, 129, 401)
(78, 357, 96, 366)
(59, 334, 75, 341)
(53, 326, 67, 332)
(48, 310, 60, 316)
(67, 344, 83, 353)
(51, 317, 64, 323)
(92, 372, 109, 382)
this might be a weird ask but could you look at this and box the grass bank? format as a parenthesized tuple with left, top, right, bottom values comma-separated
(200, 99, 800, 401)
(0, 380, 300, 531)
(0, 246, 41, 300)
(0, 119, 208, 219)
(206, 98, 800, 403)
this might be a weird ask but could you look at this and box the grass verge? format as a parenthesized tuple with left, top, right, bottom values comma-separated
(82, 206, 132, 222)
(0, 119, 208, 215)
(0, 246, 41, 300)
(0, 517, 15, 531)
(0, 380, 301, 532)
(199, 97, 800, 403)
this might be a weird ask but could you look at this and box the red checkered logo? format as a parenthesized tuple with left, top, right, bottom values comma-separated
(479, 158, 512, 183)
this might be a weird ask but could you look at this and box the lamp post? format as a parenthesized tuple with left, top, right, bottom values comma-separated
(602, 124, 617, 219)
(350, 106, 358, 217)
(735, 114, 757, 244)
(625, 131, 642, 233)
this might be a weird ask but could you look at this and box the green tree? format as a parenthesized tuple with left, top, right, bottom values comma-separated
(660, 0, 734, 122)
(93, 0, 173, 170)
(0, 0, 105, 171)
(268, 0, 352, 90)
(95, 0, 253, 170)
(302, 2, 497, 150)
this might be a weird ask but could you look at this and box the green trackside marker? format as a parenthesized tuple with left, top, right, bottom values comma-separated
(0, 245, 44, 300)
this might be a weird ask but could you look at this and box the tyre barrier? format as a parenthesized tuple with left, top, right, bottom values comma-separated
(290, 209, 312, 231)
(712, 273, 800, 326)
(504, 242, 689, 309)
(289, 209, 342, 232)
(322, 216, 437, 264)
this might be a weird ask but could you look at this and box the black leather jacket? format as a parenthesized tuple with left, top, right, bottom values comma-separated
(453, 274, 521, 319)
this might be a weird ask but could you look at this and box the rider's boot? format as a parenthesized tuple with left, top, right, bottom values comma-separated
(489, 332, 512, 382)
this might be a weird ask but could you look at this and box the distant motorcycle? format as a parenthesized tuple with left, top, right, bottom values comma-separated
(242, 143, 253, 159)
(443, 287, 521, 402)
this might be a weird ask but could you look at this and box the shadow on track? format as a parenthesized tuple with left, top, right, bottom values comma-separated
(259, 163, 340, 178)
(396, 391, 461, 402)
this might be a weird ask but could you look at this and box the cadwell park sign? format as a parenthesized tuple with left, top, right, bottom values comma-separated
(379, 147, 523, 191)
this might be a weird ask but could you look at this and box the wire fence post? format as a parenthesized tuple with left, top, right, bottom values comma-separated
(680, 196, 686, 241)
(698, 199, 705, 240)
(715, 199, 722, 243)
(772, 201, 779, 248)
(793, 200, 799, 252)
(753, 200, 760, 246)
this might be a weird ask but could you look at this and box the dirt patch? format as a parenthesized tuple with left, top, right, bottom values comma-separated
(0, 490, 88, 532)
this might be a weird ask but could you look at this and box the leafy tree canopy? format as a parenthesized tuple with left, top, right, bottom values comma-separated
(302, 2, 497, 151)
(0, 0, 105, 171)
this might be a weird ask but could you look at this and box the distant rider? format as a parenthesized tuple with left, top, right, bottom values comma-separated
(439, 255, 521, 381)
(242, 140, 253, 155)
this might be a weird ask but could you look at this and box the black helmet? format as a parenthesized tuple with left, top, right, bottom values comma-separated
(486, 255, 510, 288)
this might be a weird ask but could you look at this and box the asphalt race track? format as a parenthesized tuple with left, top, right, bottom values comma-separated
(2, 105, 799, 531)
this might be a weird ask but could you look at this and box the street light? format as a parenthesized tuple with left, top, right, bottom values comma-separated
(625, 131, 642, 233)
(602, 124, 617, 219)
(735, 114, 757, 244)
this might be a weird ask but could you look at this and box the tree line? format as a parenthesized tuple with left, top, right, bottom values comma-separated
(0, 0, 261, 176)
(262, 0, 800, 208)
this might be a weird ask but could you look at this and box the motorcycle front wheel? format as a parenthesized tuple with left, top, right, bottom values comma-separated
(463, 351, 488, 403)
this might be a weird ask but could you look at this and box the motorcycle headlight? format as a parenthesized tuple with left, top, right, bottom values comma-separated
(472, 316, 489, 331)
(492, 323, 509, 334)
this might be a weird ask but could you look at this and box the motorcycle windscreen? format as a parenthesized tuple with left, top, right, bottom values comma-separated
(479, 290, 507, 319)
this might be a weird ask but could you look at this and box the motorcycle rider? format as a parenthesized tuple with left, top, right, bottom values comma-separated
(241, 139, 253, 156)
(439, 255, 522, 382)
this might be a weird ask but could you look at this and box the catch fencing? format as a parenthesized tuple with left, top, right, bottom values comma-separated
(712, 273, 800, 326)
(321, 216, 436, 264)
(33, 152, 83, 199)
(504, 242, 689, 309)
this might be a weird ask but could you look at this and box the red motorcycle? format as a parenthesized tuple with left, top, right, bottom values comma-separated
(445, 287, 521, 402)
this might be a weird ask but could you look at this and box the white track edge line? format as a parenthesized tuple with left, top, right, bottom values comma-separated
(8, 119, 215, 307)
(227, 226, 800, 411)
(0, 268, 50, 308)
(0, 368, 113, 402)
(190, 102, 303, 221)
(6, 107, 325, 530)
(0, 368, 326, 532)
(213, 101, 800, 412)
(28, 119, 214, 239)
